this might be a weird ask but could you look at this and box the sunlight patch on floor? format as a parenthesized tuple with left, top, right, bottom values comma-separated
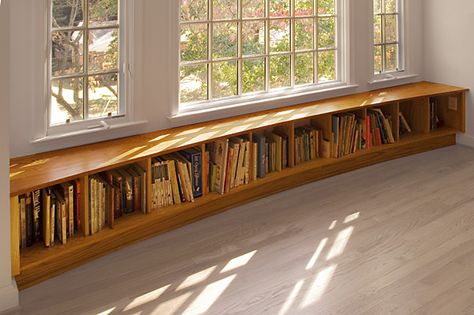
(183, 274, 237, 315)
(344, 212, 360, 224)
(300, 264, 337, 309)
(306, 238, 328, 270)
(124, 284, 171, 311)
(177, 266, 217, 291)
(278, 279, 305, 315)
(152, 292, 193, 314)
(326, 226, 354, 261)
(221, 250, 257, 273)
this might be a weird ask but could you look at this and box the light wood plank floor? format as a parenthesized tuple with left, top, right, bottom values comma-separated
(6, 145, 474, 315)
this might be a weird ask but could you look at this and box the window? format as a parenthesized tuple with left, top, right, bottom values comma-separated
(49, 0, 123, 126)
(179, 0, 339, 105)
(373, 0, 401, 74)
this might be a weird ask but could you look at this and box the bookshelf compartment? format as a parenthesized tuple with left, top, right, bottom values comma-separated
(399, 97, 430, 139)
(331, 109, 366, 158)
(429, 93, 465, 132)
(294, 115, 331, 165)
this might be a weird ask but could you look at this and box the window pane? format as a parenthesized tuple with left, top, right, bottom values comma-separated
(373, 0, 382, 14)
(318, 50, 336, 82)
(212, 61, 238, 98)
(384, 14, 398, 43)
(385, 44, 398, 71)
(180, 24, 208, 62)
(213, 0, 238, 20)
(270, 0, 290, 17)
(318, 17, 336, 49)
(374, 15, 382, 44)
(295, 0, 313, 16)
(374, 45, 382, 73)
(52, 30, 84, 76)
(242, 58, 265, 94)
(213, 22, 238, 59)
(52, 0, 84, 28)
(87, 74, 119, 118)
(181, 0, 208, 21)
(242, 21, 265, 56)
(50, 77, 84, 125)
(270, 19, 290, 53)
(295, 53, 314, 85)
(242, 0, 265, 18)
(295, 18, 314, 51)
(180, 64, 208, 103)
(385, 0, 397, 13)
(270, 55, 290, 89)
(88, 29, 118, 73)
(318, 0, 335, 15)
(88, 0, 118, 27)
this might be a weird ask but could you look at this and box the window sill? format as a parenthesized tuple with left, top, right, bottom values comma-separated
(169, 83, 360, 123)
(368, 73, 419, 87)
(31, 120, 149, 144)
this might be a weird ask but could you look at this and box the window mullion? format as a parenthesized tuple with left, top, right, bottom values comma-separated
(83, 0, 89, 120)
(208, 0, 213, 101)
(265, 0, 270, 92)
(290, 0, 295, 88)
(238, 0, 243, 97)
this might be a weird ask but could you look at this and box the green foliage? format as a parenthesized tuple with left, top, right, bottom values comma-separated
(179, 0, 337, 103)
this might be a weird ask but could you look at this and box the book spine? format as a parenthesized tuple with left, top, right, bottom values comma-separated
(25, 194, 33, 247)
(20, 196, 26, 249)
(32, 190, 42, 241)
(191, 153, 203, 197)
(42, 189, 51, 247)
(257, 137, 266, 178)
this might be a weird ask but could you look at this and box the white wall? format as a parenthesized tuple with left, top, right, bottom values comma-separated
(7, 0, 425, 158)
(423, 0, 474, 146)
(0, 0, 20, 312)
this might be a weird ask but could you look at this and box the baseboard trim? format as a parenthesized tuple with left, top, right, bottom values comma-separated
(0, 280, 18, 313)
(457, 133, 474, 148)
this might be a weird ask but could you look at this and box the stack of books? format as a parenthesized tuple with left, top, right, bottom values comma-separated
(90, 164, 147, 235)
(252, 131, 289, 180)
(18, 182, 80, 248)
(367, 108, 395, 147)
(332, 113, 367, 158)
(151, 148, 204, 208)
(208, 137, 252, 194)
(294, 126, 320, 165)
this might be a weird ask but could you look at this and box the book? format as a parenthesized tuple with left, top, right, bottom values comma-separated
(210, 139, 229, 194)
(42, 188, 51, 247)
(20, 196, 26, 249)
(182, 148, 203, 198)
(399, 112, 412, 134)
(32, 189, 42, 242)
(253, 134, 266, 179)
(25, 194, 33, 247)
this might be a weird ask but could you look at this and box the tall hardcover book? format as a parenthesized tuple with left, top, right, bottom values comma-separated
(20, 196, 26, 249)
(253, 135, 266, 178)
(25, 194, 33, 247)
(42, 188, 51, 247)
(182, 148, 203, 198)
(32, 189, 42, 241)
(210, 139, 229, 194)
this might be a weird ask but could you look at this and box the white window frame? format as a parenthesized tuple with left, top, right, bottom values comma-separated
(372, 0, 405, 80)
(40, 0, 135, 139)
(175, 0, 350, 116)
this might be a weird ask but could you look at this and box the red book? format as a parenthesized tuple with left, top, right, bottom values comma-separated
(73, 180, 81, 232)
(366, 118, 371, 150)
(375, 128, 382, 146)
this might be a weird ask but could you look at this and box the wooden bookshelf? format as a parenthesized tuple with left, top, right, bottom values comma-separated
(10, 81, 468, 289)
